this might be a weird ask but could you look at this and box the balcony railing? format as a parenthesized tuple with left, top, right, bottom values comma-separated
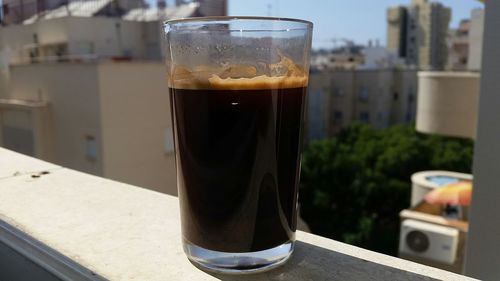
(0, 147, 477, 280)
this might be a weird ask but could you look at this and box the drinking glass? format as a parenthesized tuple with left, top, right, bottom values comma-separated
(164, 16, 313, 274)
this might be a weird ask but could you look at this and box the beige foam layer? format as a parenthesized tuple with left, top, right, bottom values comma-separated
(206, 74, 307, 90)
(168, 72, 308, 90)
(168, 70, 308, 90)
(167, 55, 308, 90)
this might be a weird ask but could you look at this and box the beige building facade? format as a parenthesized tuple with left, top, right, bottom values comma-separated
(0, 3, 230, 196)
(0, 16, 165, 96)
(1, 62, 177, 195)
(0, 16, 161, 64)
(307, 69, 418, 140)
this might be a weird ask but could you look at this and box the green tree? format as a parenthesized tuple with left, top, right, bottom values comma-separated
(299, 123, 473, 255)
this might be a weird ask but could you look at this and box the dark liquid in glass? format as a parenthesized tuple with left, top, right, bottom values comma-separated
(170, 86, 306, 252)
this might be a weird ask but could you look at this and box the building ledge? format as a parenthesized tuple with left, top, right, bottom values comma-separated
(418, 71, 480, 78)
(0, 148, 476, 280)
(0, 99, 49, 109)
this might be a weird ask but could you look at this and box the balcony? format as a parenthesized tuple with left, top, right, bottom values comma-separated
(0, 148, 476, 280)
(416, 71, 480, 139)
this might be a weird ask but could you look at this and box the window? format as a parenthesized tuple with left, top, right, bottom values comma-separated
(359, 112, 370, 122)
(85, 135, 97, 161)
(408, 87, 415, 103)
(1, 109, 35, 157)
(378, 87, 385, 97)
(334, 87, 344, 97)
(2, 126, 35, 157)
(2, 4, 8, 15)
(333, 111, 343, 125)
(358, 87, 369, 101)
(410, 21, 416, 29)
(408, 94, 415, 103)
(405, 112, 412, 122)
(377, 112, 383, 122)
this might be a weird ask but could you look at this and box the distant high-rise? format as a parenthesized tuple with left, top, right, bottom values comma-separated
(387, 6, 408, 58)
(197, 0, 227, 17)
(467, 8, 484, 71)
(386, 0, 451, 70)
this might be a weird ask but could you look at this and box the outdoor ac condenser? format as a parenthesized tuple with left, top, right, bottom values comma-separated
(399, 219, 459, 265)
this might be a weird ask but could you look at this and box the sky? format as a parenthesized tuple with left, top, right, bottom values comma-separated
(228, 0, 484, 49)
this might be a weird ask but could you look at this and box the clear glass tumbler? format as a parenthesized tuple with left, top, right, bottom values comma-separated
(164, 17, 313, 274)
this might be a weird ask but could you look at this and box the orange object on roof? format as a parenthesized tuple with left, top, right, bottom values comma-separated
(425, 181, 473, 206)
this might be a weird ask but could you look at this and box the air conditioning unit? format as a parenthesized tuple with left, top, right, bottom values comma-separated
(399, 219, 459, 265)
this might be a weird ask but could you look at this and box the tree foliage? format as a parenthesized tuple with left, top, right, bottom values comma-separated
(299, 123, 474, 255)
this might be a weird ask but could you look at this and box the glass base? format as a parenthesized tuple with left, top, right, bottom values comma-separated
(183, 239, 294, 274)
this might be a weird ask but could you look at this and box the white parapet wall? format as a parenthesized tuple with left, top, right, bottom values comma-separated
(416, 72, 480, 139)
(0, 148, 477, 280)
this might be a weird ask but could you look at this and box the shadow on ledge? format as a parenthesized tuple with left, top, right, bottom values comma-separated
(204, 241, 441, 281)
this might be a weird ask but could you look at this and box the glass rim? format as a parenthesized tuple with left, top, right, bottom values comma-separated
(164, 16, 313, 30)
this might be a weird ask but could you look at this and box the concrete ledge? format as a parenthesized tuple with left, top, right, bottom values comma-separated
(0, 221, 101, 280)
(417, 72, 479, 78)
(0, 148, 60, 179)
(0, 148, 477, 280)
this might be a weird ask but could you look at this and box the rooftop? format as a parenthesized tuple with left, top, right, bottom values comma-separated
(18, 1, 199, 25)
(23, 0, 116, 24)
(0, 148, 477, 280)
(123, 3, 199, 22)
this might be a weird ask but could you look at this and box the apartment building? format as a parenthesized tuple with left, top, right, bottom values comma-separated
(0, 62, 177, 195)
(0, 1, 227, 195)
(387, 0, 451, 70)
(0, 0, 226, 25)
(307, 69, 417, 140)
